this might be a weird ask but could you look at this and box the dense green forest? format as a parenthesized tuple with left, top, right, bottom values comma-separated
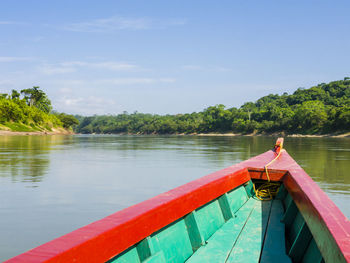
(0, 87, 78, 132)
(76, 78, 350, 135)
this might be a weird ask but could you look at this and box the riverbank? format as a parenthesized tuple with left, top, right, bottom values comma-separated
(0, 128, 74, 136)
(1, 129, 349, 137)
(287, 132, 350, 138)
(196, 132, 350, 138)
(74, 132, 350, 138)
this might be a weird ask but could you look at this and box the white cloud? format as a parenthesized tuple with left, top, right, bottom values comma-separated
(0, 56, 34, 62)
(48, 77, 175, 87)
(0, 57, 177, 114)
(39, 60, 138, 75)
(182, 64, 232, 72)
(58, 87, 73, 94)
(56, 95, 117, 115)
(166, 18, 187, 27)
(63, 16, 150, 32)
(98, 77, 176, 85)
(63, 61, 137, 71)
(213, 66, 232, 72)
(61, 16, 186, 33)
(0, 21, 24, 25)
(182, 65, 203, 70)
(61, 97, 83, 106)
(28, 36, 45, 42)
(39, 64, 76, 75)
(0, 79, 15, 87)
(159, 78, 176, 83)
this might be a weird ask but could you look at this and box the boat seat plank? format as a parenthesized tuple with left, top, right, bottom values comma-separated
(244, 180, 255, 198)
(287, 221, 312, 262)
(282, 194, 298, 229)
(186, 198, 258, 263)
(301, 239, 323, 263)
(288, 212, 306, 246)
(149, 219, 193, 263)
(194, 199, 226, 241)
(225, 200, 272, 263)
(259, 200, 291, 263)
(226, 185, 249, 213)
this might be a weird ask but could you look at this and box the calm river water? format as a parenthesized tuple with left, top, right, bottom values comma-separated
(0, 135, 349, 260)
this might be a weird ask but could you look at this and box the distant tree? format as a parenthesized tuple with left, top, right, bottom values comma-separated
(294, 101, 327, 132)
(201, 104, 232, 132)
(57, 113, 79, 129)
(240, 102, 256, 121)
(11, 89, 20, 100)
(335, 106, 350, 130)
(21, 86, 52, 113)
(73, 78, 350, 135)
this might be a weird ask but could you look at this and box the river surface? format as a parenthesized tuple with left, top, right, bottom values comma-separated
(0, 135, 349, 260)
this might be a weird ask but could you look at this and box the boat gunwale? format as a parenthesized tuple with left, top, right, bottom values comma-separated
(283, 165, 350, 263)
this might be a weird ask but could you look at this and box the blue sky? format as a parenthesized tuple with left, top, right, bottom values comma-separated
(0, 1, 349, 115)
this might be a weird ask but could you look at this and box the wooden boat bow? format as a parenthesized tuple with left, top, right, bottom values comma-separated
(5, 138, 350, 263)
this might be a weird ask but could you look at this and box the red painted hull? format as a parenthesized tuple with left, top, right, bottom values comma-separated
(5, 140, 350, 263)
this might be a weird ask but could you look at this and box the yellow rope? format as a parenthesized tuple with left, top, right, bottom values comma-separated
(254, 142, 283, 201)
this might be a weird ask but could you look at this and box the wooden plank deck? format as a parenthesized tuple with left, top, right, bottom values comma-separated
(187, 198, 291, 263)
(186, 198, 257, 262)
(260, 200, 291, 263)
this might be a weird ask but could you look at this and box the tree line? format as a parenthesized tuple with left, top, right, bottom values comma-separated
(76, 78, 350, 135)
(0, 87, 78, 132)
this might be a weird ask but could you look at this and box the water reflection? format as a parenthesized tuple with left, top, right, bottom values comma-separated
(0, 134, 349, 195)
(1, 136, 51, 184)
(0, 135, 349, 261)
(287, 138, 350, 190)
(1, 135, 348, 191)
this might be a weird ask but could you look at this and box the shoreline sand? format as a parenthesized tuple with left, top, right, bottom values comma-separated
(1, 130, 350, 138)
(193, 132, 350, 138)
(0, 128, 74, 136)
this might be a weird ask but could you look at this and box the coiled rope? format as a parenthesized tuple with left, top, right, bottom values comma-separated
(253, 141, 283, 201)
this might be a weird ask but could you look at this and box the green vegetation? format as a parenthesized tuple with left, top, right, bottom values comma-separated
(76, 78, 350, 135)
(0, 86, 78, 132)
(56, 113, 80, 129)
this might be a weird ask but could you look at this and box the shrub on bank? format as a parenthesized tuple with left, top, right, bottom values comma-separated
(0, 87, 76, 132)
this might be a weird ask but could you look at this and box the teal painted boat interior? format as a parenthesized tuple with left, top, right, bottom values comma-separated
(107, 182, 325, 263)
